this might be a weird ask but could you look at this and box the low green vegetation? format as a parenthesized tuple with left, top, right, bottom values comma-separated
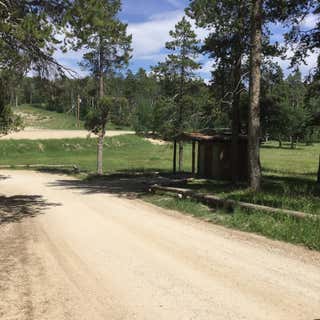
(13, 104, 131, 131)
(0, 135, 319, 198)
(0, 135, 319, 250)
(261, 141, 320, 176)
(14, 104, 84, 130)
(144, 195, 320, 251)
(0, 135, 175, 173)
(165, 141, 320, 215)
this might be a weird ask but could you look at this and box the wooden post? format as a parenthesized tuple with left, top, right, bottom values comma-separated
(173, 140, 177, 174)
(192, 141, 196, 175)
(317, 154, 320, 184)
(197, 142, 201, 176)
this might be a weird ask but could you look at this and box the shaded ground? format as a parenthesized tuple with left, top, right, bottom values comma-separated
(50, 171, 191, 198)
(0, 170, 320, 320)
(0, 195, 60, 225)
(0, 174, 60, 225)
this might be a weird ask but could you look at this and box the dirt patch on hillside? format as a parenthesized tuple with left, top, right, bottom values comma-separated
(0, 128, 135, 140)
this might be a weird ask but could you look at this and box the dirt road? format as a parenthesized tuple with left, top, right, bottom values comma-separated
(0, 170, 319, 320)
(0, 128, 134, 140)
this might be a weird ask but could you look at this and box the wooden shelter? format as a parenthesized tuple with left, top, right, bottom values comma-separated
(309, 112, 320, 126)
(309, 112, 320, 183)
(173, 132, 248, 181)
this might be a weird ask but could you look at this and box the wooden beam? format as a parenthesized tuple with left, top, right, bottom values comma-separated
(197, 142, 201, 175)
(317, 154, 320, 184)
(192, 141, 196, 175)
(150, 185, 317, 220)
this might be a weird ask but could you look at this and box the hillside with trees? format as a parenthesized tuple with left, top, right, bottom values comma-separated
(1, 1, 320, 191)
(1, 2, 320, 318)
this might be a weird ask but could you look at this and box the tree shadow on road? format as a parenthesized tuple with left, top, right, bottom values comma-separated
(50, 171, 190, 199)
(0, 195, 61, 225)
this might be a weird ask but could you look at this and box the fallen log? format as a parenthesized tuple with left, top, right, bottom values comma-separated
(150, 185, 318, 220)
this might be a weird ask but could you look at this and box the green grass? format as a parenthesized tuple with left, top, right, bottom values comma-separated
(0, 135, 320, 250)
(165, 142, 320, 215)
(0, 135, 174, 173)
(14, 104, 84, 130)
(144, 195, 320, 251)
(13, 104, 132, 130)
(261, 141, 320, 176)
(142, 141, 320, 251)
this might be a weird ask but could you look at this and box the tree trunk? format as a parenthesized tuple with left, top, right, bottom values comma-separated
(173, 140, 177, 174)
(99, 36, 104, 99)
(290, 136, 295, 149)
(10, 89, 14, 106)
(231, 49, 242, 184)
(0, 78, 5, 111)
(97, 36, 105, 175)
(248, 0, 263, 192)
(231, 3, 244, 185)
(99, 72, 104, 99)
(178, 63, 185, 172)
(317, 154, 320, 184)
(178, 141, 184, 172)
(77, 94, 80, 128)
(97, 133, 104, 175)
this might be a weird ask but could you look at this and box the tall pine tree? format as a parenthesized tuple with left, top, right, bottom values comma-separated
(0, 0, 70, 135)
(69, 0, 132, 174)
(188, 0, 311, 190)
(187, 0, 250, 183)
(153, 17, 200, 171)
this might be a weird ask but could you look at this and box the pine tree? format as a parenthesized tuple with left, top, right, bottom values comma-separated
(188, 0, 311, 190)
(187, 0, 250, 183)
(69, 0, 132, 174)
(286, 1, 319, 65)
(153, 17, 200, 171)
(248, 0, 263, 191)
(247, 0, 311, 191)
(285, 1, 319, 182)
(0, 0, 70, 135)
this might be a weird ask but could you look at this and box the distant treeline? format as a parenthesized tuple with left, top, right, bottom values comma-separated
(10, 64, 320, 146)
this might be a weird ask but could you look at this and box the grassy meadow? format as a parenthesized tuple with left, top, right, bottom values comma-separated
(0, 134, 319, 250)
(14, 104, 84, 130)
(0, 135, 174, 173)
(13, 104, 132, 130)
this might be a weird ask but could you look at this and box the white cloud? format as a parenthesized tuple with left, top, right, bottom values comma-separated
(127, 10, 209, 60)
(135, 53, 168, 62)
(301, 13, 318, 29)
(128, 10, 184, 58)
(165, 0, 183, 8)
(53, 8, 210, 76)
(51, 32, 88, 77)
(273, 48, 319, 77)
(54, 47, 84, 62)
(199, 60, 214, 74)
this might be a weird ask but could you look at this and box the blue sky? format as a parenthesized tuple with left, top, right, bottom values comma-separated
(55, 0, 318, 80)
(120, 0, 188, 22)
